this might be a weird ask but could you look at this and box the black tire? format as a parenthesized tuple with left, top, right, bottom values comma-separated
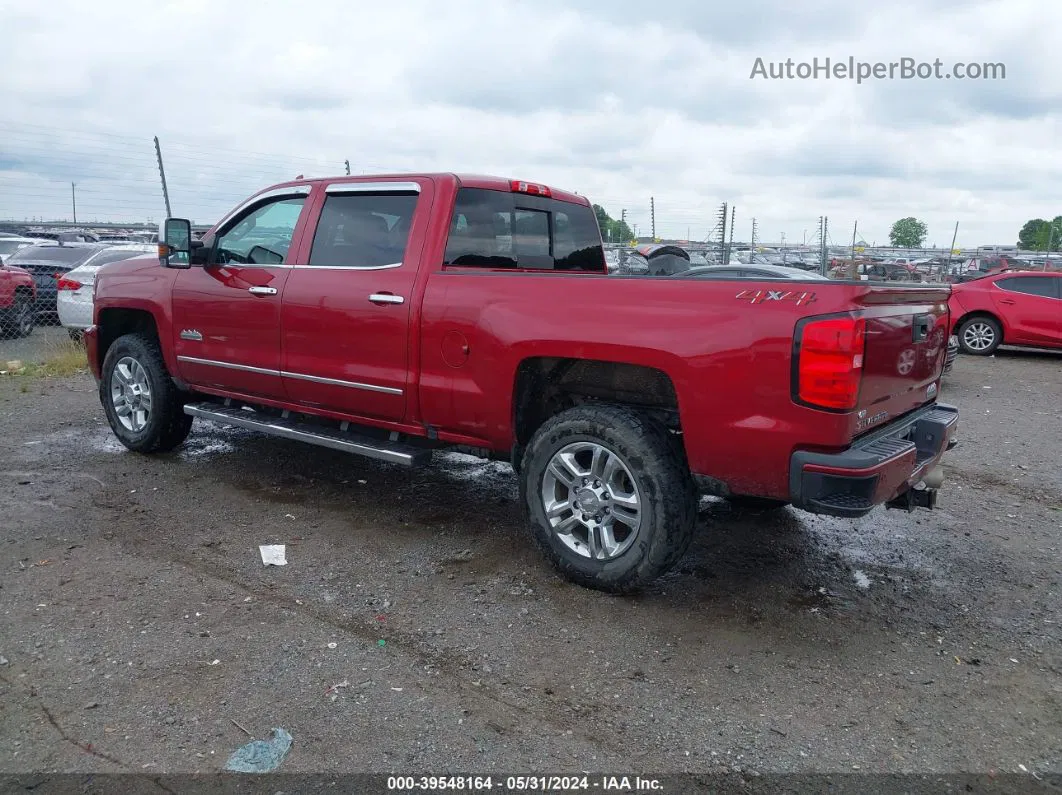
(957, 315, 1002, 356)
(100, 333, 193, 453)
(520, 404, 697, 593)
(1, 293, 34, 339)
(724, 495, 789, 512)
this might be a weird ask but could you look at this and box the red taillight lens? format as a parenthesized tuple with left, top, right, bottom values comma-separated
(56, 276, 82, 291)
(796, 316, 866, 410)
(510, 179, 552, 197)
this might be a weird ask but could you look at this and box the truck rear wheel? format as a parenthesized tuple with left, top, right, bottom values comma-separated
(100, 333, 193, 453)
(520, 404, 697, 593)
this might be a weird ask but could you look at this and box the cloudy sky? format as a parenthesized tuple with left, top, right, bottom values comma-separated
(1, 0, 1059, 247)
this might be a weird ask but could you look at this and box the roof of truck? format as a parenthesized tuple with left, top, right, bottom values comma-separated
(261, 173, 589, 206)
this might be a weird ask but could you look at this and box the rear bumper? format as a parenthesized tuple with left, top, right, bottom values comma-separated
(790, 402, 959, 518)
(57, 293, 93, 330)
(84, 325, 102, 382)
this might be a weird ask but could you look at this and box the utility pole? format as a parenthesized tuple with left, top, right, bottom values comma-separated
(750, 218, 758, 257)
(344, 159, 351, 175)
(71, 182, 77, 224)
(153, 136, 172, 217)
(781, 232, 786, 263)
(817, 216, 829, 275)
(946, 221, 959, 278)
(850, 220, 858, 262)
(727, 206, 736, 264)
(650, 196, 656, 241)
(715, 202, 728, 261)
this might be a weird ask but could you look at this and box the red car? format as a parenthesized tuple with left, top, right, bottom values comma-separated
(950, 272, 1062, 355)
(0, 258, 36, 338)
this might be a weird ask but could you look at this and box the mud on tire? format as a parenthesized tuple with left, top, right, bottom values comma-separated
(520, 404, 697, 593)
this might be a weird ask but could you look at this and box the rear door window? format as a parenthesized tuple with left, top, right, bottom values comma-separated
(444, 188, 604, 272)
(997, 276, 1060, 298)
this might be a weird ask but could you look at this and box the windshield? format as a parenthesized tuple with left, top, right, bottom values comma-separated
(0, 240, 30, 257)
(7, 245, 98, 264)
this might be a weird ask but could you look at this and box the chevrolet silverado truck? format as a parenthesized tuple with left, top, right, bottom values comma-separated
(86, 174, 959, 592)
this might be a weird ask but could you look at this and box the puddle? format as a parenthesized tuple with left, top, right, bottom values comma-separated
(436, 452, 515, 483)
(179, 437, 238, 459)
(804, 511, 942, 578)
(96, 433, 126, 454)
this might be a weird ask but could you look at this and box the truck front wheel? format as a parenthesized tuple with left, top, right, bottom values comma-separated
(100, 333, 193, 453)
(520, 404, 697, 593)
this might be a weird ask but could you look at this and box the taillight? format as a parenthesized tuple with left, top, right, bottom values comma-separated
(796, 316, 866, 410)
(56, 276, 82, 291)
(510, 179, 552, 197)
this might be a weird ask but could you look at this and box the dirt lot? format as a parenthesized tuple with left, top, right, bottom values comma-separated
(0, 345, 1060, 781)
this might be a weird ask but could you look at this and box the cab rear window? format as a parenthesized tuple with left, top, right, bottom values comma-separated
(443, 188, 605, 272)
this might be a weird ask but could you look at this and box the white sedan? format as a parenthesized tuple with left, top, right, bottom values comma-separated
(57, 244, 155, 339)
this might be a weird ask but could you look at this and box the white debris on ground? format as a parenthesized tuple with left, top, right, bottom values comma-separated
(852, 570, 872, 590)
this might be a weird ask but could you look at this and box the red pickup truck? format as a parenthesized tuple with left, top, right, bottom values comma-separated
(86, 174, 958, 592)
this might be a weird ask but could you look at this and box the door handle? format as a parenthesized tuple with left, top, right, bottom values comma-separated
(248, 286, 278, 296)
(998, 298, 1016, 305)
(369, 293, 404, 305)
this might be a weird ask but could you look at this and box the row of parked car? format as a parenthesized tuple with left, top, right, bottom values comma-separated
(605, 243, 1062, 358)
(0, 234, 154, 338)
(3, 231, 1059, 361)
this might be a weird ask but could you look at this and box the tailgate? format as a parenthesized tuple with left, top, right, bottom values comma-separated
(855, 284, 951, 429)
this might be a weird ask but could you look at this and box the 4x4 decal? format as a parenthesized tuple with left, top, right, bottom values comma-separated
(735, 289, 818, 306)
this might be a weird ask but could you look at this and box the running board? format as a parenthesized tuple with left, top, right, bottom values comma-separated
(183, 403, 431, 467)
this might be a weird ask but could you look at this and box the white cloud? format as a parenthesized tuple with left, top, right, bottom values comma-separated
(0, 0, 1059, 246)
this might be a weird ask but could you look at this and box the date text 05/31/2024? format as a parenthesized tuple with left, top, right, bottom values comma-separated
(386, 776, 664, 791)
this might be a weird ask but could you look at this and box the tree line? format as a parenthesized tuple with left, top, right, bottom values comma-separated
(1016, 218, 1062, 252)
(592, 209, 1059, 253)
(593, 205, 635, 244)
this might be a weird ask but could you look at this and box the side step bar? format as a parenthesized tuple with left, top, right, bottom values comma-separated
(183, 403, 432, 467)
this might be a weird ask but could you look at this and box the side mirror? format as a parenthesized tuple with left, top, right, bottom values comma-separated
(159, 218, 193, 269)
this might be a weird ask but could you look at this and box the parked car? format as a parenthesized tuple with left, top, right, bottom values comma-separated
(3, 243, 105, 320)
(954, 257, 1013, 283)
(0, 258, 37, 338)
(629, 244, 691, 275)
(672, 264, 829, 280)
(862, 261, 922, 281)
(57, 244, 157, 339)
(0, 236, 48, 262)
(950, 272, 1062, 354)
(87, 173, 957, 593)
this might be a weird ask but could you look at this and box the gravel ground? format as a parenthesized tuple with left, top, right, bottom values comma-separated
(0, 326, 67, 366)
(0, 347, 1059, 782)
